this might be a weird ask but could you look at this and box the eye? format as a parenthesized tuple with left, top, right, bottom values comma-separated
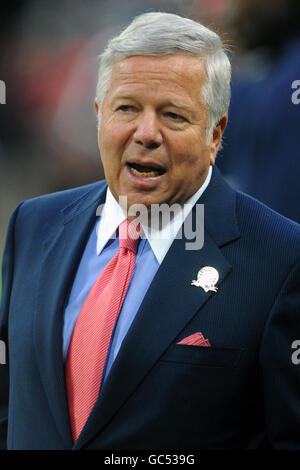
(117, 105, 135, 113)
(165, 112, 186, 122)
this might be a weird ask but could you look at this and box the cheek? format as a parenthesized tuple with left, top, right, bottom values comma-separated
(171, 146, 205, 170)
(99, 122, 133, 157)
(99, 125, 113, 149)
(169, 132, 208, 161)
(169, 149, 210, 188)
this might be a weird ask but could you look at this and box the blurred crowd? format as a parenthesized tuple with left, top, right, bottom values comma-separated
(0, 0, 299, 261)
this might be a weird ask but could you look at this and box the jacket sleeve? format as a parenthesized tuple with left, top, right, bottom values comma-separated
(259, 257, 300, 449)
(0, 203, 23, 450)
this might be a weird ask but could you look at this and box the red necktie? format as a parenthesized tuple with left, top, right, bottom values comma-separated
(65, 219, 140, 442)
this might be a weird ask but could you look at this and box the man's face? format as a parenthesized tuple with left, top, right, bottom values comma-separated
(96, 54, 226, 209)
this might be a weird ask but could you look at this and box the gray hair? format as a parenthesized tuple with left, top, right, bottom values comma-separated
(96, 12, 231, 140)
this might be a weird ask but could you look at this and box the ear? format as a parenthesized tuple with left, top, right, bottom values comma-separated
(209, 114, 228, 165)
(94, 98, 99, 117)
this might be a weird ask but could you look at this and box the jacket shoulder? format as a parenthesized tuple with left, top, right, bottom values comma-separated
(17, 180, 107, 221)
(236, 190, 300, 260)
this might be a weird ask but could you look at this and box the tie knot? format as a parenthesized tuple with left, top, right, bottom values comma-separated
(118, 220, 140, 253)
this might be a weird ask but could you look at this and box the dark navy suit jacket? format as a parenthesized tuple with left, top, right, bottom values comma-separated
(0, 166, 300, 450)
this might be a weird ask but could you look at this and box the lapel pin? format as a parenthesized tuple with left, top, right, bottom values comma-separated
(191, 266, 219, 293)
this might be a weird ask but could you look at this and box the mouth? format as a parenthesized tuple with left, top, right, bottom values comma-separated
(125, 161, 166, 189)
(126, 162, 166, 178)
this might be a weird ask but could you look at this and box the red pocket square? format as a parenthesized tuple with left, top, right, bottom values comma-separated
(177, 332, 211, 347)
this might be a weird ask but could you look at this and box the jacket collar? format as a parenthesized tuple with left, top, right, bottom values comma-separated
(199, 165, 240, 247)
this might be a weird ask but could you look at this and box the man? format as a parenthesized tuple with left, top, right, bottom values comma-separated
(0, 12, 300, 450)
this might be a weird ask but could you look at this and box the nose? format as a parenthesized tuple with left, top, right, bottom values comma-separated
(133, 110, 163, 149)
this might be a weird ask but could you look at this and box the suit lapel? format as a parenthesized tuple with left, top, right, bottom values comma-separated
(34, 182, 107, 447)
(74, 166, 240, 449)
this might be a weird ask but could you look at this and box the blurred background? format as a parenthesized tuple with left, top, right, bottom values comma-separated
(1, 0, 300, 282)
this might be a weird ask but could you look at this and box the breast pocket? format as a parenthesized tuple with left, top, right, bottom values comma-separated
(160, 344, 242, 367)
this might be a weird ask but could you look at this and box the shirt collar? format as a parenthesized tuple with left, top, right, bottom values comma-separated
(96, 165, 212, 264)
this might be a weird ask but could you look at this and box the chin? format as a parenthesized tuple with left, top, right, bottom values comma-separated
(127, 196, 153, 210)
(121, 189, 155, 206)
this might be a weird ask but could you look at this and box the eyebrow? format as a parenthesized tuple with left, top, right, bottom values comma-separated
(112, 93, 194, 113)
(164, 99, 193, 113)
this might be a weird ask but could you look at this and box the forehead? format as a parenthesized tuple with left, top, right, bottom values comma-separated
(107, 54, 207, 103)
